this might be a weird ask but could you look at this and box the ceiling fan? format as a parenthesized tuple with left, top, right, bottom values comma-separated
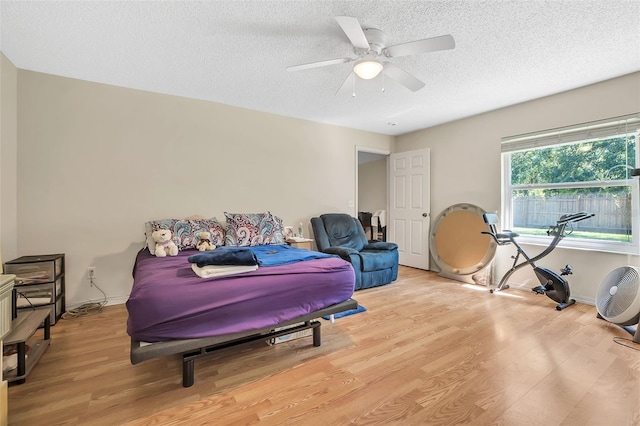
(286, 16, 455, 94)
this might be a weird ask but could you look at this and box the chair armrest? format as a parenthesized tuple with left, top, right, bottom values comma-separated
(323, 246, 359, 259)
(364, 241, 398, 251)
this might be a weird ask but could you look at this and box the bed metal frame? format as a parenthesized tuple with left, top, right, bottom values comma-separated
(130, 298, 358, 387)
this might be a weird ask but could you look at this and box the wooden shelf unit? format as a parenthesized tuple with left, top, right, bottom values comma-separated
(2, 308, 51, 384)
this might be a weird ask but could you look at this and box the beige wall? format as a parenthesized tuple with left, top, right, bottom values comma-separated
(16, 70, 393, 306)
(0, 54, 18, 266)
(396, 71, 640, 304)
(358, 158, 387, 214)
(5, 63, 640, 307)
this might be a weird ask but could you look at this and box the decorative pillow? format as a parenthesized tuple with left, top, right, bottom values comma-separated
(145, 218, 225, 254)
(145, 219, 177, 255)
(224, 211, 285, 246)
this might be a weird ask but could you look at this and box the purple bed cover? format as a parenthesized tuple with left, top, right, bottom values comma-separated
(126, 249, 356, 342)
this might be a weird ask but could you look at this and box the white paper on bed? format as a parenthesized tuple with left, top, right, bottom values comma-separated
(191, 263, 258, 278)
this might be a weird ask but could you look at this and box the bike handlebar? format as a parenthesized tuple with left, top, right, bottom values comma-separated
(556, 212, 595, 225)
(546, 212, 594, 236)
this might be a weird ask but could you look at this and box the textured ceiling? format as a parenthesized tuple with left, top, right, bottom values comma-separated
(1, 1, 639, 136)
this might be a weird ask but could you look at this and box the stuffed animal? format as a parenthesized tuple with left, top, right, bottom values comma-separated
(152, 229, 179, 257)
(196, 231, 216, 251)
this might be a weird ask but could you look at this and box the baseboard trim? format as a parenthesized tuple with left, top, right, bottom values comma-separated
(66, 296, 128, 310)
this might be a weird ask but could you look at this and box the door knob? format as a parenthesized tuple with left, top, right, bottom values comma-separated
(422, 213, 428, 217)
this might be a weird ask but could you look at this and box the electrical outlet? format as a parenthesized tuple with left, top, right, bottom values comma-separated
(87, 266, 96, 280)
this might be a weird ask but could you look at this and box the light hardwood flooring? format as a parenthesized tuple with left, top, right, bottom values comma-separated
(7, 266, 640, 425)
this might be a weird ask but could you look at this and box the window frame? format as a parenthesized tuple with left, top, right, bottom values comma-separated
(501, 114, 640, 255)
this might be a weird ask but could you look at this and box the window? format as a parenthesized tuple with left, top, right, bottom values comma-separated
(502, 114, 640, 254)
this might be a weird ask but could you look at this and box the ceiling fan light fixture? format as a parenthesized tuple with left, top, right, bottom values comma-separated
(353, 59, 383, 80)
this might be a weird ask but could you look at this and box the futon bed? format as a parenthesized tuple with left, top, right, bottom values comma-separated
(127, 246, 357, 387)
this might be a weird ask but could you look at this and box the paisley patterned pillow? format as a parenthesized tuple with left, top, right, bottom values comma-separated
(224, 211, 285, 246)
(145, 218, 225, 254)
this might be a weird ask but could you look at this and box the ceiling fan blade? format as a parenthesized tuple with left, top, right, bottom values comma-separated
(286, 57, 352, 72)
(383, 62, 425, 92)
(335, 72, 355, 96)
(335, 16, 370, 50)
(384, 34, 455, 58)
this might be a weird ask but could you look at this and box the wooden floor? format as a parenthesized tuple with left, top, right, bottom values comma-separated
(7, 266, 640, 425)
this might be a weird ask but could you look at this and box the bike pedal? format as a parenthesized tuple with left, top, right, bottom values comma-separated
(531, 286, 546, 294)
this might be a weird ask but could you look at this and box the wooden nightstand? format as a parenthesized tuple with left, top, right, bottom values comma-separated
(285, 238, 314, 250)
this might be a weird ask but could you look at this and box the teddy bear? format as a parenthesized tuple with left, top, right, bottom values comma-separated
(196, 231, 216, 251)
(152, 229, 179, 257)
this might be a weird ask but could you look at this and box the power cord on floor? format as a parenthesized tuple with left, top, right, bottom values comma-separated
(61, 276, 107, 319)
(613, 336, 640, 351)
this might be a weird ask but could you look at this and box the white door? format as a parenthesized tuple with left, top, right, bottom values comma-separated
(389, 149, 431, 269)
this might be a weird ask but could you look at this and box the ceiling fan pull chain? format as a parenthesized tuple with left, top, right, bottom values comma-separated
(352, 74, 356, 97)
(382, 72, 386, 92)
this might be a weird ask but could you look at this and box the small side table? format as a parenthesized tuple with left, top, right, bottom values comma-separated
(286, 238, 314, 250)
(2, 308, 51, 384)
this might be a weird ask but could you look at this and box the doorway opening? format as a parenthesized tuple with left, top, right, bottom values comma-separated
(356, 147, 390, 242)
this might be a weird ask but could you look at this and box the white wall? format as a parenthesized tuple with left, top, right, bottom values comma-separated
(395, 72, 640, 304)
(358, 158, 387, 214)
(16, 70, 393, 306)
(0, 53, 18, 267)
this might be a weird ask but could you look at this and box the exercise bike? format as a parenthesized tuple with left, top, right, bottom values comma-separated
(482, 212, 595, 310)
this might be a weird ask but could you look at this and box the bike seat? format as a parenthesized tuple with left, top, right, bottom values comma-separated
(482, 213, 519, 245)
(496, 231, 519, 240)
(481, 230, 519, 245)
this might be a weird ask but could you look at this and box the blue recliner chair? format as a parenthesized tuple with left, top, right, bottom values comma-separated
(311, 213, 399, 290)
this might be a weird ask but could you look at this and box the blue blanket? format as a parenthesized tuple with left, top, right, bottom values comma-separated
(188, 246, 257, 267)
(188, 244, 333, 267)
